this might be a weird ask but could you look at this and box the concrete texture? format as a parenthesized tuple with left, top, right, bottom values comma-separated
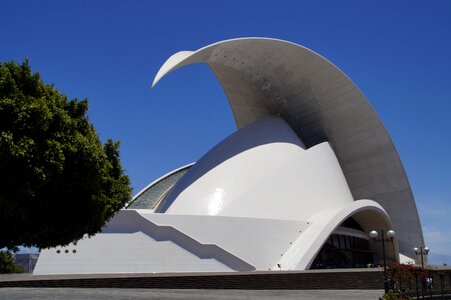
(0, 288, 384, 300)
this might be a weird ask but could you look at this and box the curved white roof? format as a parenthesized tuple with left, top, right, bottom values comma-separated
(157, 116, 355, 221)
(152, 37, 423, 255)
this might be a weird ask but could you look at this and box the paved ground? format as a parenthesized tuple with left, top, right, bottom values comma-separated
(0, 288, 383, 300)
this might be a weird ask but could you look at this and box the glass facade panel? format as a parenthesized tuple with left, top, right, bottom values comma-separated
(332, 235, 340, 248)
(339, 235, 346, 249)
(127, 166, 191, 209)
(345, 236, 351, 249)
(311, 233, 372, 269)
(362, 239, 369, 250)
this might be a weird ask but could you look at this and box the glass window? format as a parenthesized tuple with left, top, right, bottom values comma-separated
(127, 166, 191, 209)
(339, 235, 346, 249)
(362, 239, 369, 250)
(326, 236, 332, 246)
(356, 237, 361, 250)
(345, 236, 351, 249)
(332, 234, 340, 248)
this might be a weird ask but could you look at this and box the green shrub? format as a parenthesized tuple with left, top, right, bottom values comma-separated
(0, 251, 23, 273)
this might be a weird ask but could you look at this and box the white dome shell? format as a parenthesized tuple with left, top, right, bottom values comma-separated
(157, 116, 354, 221)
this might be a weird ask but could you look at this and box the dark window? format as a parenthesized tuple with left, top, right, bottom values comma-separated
(356, 238, 361, 250)
(332, 235, 340, 248)
(345, 236, 351, 249)
(326, 236, 332, 246)
(339, 235, 346, 249)
(362, 239, 369, 250)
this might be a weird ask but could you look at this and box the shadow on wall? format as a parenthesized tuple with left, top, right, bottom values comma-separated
(103, 210, 255, 271)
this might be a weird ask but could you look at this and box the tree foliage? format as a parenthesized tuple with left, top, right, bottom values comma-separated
(0, 60, 132, 249)
(0, 251, 23, 273)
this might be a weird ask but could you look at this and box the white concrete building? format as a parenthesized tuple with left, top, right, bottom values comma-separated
(34, 38, 423, 275)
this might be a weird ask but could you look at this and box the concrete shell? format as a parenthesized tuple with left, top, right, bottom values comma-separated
(157, 116, 356, 222)
(152, 37, 423, 256)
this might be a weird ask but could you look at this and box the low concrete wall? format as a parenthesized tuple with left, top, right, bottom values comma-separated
(2, 268, 451, 291)
(1, 269, 384, 289)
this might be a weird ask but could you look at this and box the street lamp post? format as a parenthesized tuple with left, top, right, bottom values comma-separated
(413, 246, 430, 300)
(413, 246, 429, 269)
(370, 229, 396, 294)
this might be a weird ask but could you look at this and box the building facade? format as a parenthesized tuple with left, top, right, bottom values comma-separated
(34, 38, 423, 274)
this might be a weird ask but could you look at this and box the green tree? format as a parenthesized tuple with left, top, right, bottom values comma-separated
(0, 59, 132, 249)
(0, 251, 23, 273)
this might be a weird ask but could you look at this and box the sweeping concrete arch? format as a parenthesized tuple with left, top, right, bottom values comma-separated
(275, 200, 397, 270)
(152, 37, 423, 256)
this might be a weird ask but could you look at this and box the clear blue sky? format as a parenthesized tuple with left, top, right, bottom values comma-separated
(1, 0, 450, 264)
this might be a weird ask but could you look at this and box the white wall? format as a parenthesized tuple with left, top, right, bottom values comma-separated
(34, 210, 309, 274)
(139, 212, 309, 270)
(34, 231, 232, 275)
(160, 116, 354, 221)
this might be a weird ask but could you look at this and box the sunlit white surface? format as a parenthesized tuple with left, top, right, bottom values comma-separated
(158, 116, 354, 221)
(206, 188, 225, 215)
